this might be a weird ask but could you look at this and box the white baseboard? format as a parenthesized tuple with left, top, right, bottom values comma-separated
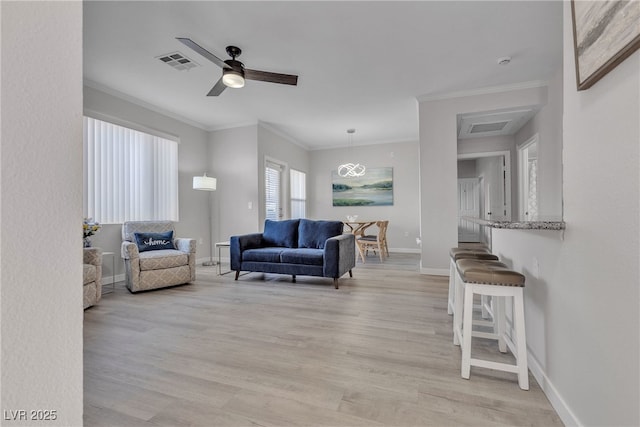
(527, 350, 582, 426)
(102, 273, 125, 285)
(420, 267, 449, 276)
(388, 247, 421, 254)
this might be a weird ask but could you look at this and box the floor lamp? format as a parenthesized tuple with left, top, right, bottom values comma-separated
(193, 173, 217, 266)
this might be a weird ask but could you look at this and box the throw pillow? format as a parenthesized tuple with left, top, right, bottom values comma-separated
(134, 231, 175, 252)
(263, 219, 299, 248)
(298, 219, 343, 249)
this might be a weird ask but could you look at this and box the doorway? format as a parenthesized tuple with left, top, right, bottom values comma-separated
(457, 178, 480, 242)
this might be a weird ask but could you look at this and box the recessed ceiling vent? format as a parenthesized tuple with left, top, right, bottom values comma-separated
(156, 52, 199, 71)
(469, 121, 509, 134)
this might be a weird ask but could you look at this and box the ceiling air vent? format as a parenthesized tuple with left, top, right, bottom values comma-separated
(156, 52, 199, 71)
(469, 121, 510, 134)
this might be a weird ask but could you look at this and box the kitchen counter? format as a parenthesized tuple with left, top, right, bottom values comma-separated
(462, 216, 566, 231)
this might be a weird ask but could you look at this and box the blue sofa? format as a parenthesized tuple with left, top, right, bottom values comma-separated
(230, 219, 355, 289)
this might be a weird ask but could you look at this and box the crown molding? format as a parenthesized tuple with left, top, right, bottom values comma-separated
(417, 80, 548, 103)
(310, 137, 418, 151)
(83, 79, 209, 131)
(257, 121, 311, 150)
(208, 121, 259, 132)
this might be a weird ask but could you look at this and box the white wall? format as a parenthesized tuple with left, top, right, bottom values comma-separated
(209, 125, 260, 243)
(309, 141, 420, 251)
(457, 160, 476, 178)
(516, 68, 564, 219)
(491, 4, 639, 425)
(419, 86, 547, 273)
(83, 86, 211, 271)
(257, 123, 310, 224)
(1, 2, 83, 425)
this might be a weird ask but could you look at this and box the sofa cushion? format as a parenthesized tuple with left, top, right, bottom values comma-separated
(139, 249, 188, 271)
(263, 219, 299, 248)
(135, 231, 175, 252)
(298, 219, 344, 249)
(243, 248, 285, 263)
(83, 264, 97, 285)
(280, 248, 324, 266)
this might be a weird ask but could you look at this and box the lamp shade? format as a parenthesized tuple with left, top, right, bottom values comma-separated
(193, 174, 217, 191)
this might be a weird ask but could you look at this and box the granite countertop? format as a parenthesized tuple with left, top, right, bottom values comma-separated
(462, 216, 566, 230)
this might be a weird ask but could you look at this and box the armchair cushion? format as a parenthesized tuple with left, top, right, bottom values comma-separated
(298, 219, 344, 249)
(139, 249, 188, 271)
(134, 231, 175, 252)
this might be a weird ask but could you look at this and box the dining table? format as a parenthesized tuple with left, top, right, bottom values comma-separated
(343, 220, 378, 237)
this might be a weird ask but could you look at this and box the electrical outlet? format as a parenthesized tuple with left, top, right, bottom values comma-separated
(198, 237, 204, 245)
(533, 257, 540, 278)
(248, 201, 253, 210)
(404, 231, 409, 237)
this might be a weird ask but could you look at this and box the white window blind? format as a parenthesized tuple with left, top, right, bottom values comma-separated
(83, 116, 179, 224)
(265, 161, 282, 221)
(290, 169, 306, 219)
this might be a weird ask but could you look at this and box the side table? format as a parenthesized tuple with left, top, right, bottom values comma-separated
(215, 241, 231, 275)
(102, 251, 116, 294)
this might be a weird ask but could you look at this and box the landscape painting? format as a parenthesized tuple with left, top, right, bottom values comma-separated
(571, 0, 640, 90)
(332, 167, 393, 206)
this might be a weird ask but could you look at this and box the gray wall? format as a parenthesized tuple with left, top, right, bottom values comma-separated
(515, 68, 564, 219)
(456, 160, 476, 178)
(309, 141, 421, 252)
(419, 86, 547, 274)
(84, 85, 211, 272)
(209, 125, 260, 243)
(257, 123, 310, 225)
(1, 2, 83, 424)
(491, 5, 639, 425)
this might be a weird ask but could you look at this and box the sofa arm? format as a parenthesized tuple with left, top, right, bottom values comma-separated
(230, 233, 264, 271)
(174, 238, 196, 254)
(323, 233, 356, 278)
(83, 247, 103, 266)
(121, 241, 139, 260)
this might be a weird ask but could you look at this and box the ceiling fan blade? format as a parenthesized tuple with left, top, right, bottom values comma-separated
(176, 37, 226, 69)
(207, 77, 227, 96)
(245, 69, 298, 86)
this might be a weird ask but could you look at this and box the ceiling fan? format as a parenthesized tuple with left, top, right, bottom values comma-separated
(176, 37, 299, 96)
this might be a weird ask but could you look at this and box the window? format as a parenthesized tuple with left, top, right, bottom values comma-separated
(83, 116, 179, 223)
(290, 169, 306, 219)
(265, 161, 283, 221)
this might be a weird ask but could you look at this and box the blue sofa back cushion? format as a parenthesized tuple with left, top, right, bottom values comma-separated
(298, 219, 344, 249)
(263, 219, 300, 248)
(134, 231, 175, 252)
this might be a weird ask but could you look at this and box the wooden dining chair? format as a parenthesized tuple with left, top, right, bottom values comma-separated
(356, 220, 389, 263)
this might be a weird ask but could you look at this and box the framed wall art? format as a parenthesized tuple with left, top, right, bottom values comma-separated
(332, 167, 393, 207)
(571, 0, 640, 90)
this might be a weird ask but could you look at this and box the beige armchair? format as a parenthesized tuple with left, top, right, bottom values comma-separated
(121, 221, 196, 293)
(83, 247, 103, 309)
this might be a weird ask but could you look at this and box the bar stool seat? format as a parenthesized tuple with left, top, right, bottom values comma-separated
(453, 259, 529, 390)
(448, 248, 499, 315)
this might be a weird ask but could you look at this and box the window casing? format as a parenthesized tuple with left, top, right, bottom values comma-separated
(83, 116, 179, 224)
(290, 169, 306, 219)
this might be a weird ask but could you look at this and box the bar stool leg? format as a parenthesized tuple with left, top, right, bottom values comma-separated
(461, 283, 474, 379)
(481, 295, 490, 319)
(453, 270, 464, 346)
(448, 259, 455, 315)
(513, 288, 529, 390)
(496, 296, 507, 353)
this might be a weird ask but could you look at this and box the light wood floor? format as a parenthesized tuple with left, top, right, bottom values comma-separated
(84, 254, 563, 426)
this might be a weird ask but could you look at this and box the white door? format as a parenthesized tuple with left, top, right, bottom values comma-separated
(458, 178, 480, 242)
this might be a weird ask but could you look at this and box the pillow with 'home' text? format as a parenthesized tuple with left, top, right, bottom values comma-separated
(134, 231, 175, 252)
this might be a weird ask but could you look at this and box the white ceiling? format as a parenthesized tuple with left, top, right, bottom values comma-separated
(83, 1, 563, 150)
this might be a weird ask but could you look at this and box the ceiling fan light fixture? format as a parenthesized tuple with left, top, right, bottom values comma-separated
(222, 68, 245, 88)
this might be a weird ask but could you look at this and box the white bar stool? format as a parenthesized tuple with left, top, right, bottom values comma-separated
(448, 248, 499, 316)
(453, 258, 529, 390)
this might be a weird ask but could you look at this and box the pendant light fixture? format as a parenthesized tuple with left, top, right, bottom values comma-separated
(337, 128, 366, 177)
